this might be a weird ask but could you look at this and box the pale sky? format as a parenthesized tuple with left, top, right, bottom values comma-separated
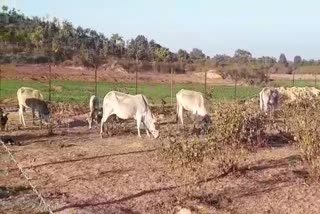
(4, 0, 320, 60)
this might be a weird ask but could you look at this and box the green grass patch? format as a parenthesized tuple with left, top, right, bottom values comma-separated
(272, 79, 318, 88)
(0, 79, 262, 104)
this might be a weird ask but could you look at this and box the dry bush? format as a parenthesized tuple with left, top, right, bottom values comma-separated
(281, 99, 320, 180)
(162, 102, 268, 175)
(216, 64, 269, 84)
(209, 103, 267, 173)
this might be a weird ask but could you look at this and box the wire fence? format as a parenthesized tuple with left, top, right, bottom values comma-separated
(0, 63, 319, 107)
(1, 140, 53, 214)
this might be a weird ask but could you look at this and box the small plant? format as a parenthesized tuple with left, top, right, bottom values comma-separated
(282, 99, 320, 180)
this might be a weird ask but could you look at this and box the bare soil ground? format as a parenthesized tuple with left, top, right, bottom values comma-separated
(0, 64, 233, 85)
(1, 107, 320, 214)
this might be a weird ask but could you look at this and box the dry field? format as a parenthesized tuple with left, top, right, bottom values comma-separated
(1, 102, 320, 214)
(1, 64, 320, 214)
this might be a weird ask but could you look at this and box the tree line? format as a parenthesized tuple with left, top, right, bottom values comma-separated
(1, 6, 319, 69)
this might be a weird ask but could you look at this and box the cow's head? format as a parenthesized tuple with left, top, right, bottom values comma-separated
(145, 112, 159, 139)
(269, 89, 279, 105)
(0, 112, 9, 131)
(202, 114, 212, 124)
(40, 105, 50, 124)
(200, 114, 212, 133)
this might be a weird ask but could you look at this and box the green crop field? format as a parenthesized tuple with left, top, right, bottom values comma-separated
(2, 79, 315, 105)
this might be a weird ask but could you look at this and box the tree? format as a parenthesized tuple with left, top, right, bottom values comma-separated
(213, 54, 232, 66)
(135, 35, 149, 60)
(190, 48, 205, 60)
(177, 49, 190, 62)
(29, 25, 44, 50)
(256, 56, 277, 66)
(126, 39, 137, 60)
(294, 55, 302, 65)
(149, 40, 162, 61)
(234, 49, 252, 64)
(154, 47, 171, 62)
(278, 53, 288, 65)
(80, 33, 108, 95)
(126, 35, 149, 60)
(109, 33, 125, 58)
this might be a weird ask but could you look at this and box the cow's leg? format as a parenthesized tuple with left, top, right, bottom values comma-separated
(143, 120, 150, 137)
(136, 114, 142, 138)
(259, 92, 264, 112)
(18, 106, 22, 126)
(146, 128, 150, 137)
(100, 108, 112, 139)
(178, 105, 184, 125)
(39, 115, 43, 129)
(19, 105, 26, 127)
(88, 110, 94, 129)
(32, 109, 36, 125)
(176, 104, 179, 124)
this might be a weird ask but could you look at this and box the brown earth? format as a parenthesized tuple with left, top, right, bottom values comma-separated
(1, 106, 320, 214)
(0, 64, 233, 85)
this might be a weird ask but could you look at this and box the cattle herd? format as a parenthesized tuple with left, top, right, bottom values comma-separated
(0, 85, 320, 139)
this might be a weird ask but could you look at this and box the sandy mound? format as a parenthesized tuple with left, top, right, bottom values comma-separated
(193, 69, 222, 79)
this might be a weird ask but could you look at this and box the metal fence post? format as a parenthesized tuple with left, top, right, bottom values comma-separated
(94, 65, 98, 96)
(48, 63, 52, 102)
(315, 71, 317, 88)
(204, 69, 207, 98)
(135, 61, 138, 95)
(234, 74, 237, 99)
(292, 72, 295, 87)
(0, 66, 2, 100)
(171, 66, 173, 105)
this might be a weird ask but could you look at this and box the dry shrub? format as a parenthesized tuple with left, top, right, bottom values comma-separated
(162, 102, 268, 175)
(209, 103, 267, 173)
(50, 103, 87, 116)
(281, 99, 320, 180)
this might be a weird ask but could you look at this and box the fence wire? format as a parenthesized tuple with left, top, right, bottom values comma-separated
(0, 140, 53, 214)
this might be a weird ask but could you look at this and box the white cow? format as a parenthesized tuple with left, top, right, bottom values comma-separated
(17, 87, 48, 127)
(259, 87, 280, 113)
(176, 89, 210, 125)
(87, 95, 103, 129)
(100, 91, 159, 138)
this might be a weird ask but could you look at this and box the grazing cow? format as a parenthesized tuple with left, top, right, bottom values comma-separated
(25, 98, 50, 128)
(87, 95, 103, 129)
(17, 87, 44, 127)
(259, 87, 280, 113)
(100, 91, 159, 138)
(176, 89, 210, 125)
(0, 108, 9, 131)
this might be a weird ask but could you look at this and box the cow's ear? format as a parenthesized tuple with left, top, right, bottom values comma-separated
(3, 113, 9, 117)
